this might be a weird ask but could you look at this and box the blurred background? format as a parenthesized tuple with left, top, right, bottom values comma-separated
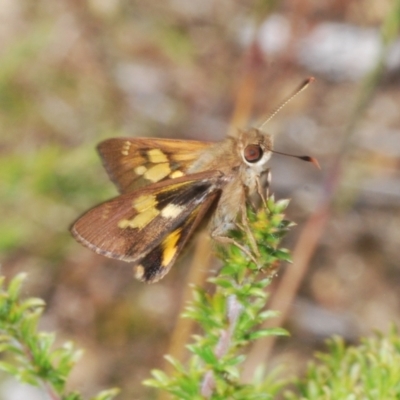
(1, 0, 400, 399)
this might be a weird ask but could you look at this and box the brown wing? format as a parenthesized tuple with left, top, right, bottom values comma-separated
(97, 137, 212, 193)
(71, 171, 226, 281)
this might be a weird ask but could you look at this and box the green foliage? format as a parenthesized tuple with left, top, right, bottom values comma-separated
(1, 203, 400, 399)
(0, 273, 119, 400)
(144, 197, 292, 399)
(0, 144, 112, 253)
(144, 196, 400, 399)
(284, 327, 400, 400)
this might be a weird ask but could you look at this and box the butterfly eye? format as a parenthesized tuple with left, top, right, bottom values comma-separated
(244, 144, 263, 163)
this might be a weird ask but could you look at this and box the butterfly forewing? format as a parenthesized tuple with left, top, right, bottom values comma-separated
(97, 138, 212, 193)
(71, 171, 226, 279)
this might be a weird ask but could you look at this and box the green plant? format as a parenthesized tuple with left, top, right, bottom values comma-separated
(144, 197, 292, 399)
(284, 327, 400, 400)
(1, 199, 400, 400)
(0, 273, 119, 400)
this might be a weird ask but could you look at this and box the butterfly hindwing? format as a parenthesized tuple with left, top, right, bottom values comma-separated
(97, 138, 212, 193)
(71, 171, 226, 278)
(134, 193, 219, 282)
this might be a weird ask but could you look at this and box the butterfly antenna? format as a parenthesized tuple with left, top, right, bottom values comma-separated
(270, 149, 320, 169)
(258, 77, 315, 131)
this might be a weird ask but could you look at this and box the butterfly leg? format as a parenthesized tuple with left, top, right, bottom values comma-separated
(256, 169, 271, 207)
(211, 200, 260, 266)
(211, 230, 260, 267)
(233, 172, 271, 265)
(210, 181, 261, 266)
(238, 200, 260, 258)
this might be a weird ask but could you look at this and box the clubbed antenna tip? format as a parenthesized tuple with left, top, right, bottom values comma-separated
(259, 76, 316, 130)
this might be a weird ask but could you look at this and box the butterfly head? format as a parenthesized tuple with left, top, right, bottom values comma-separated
(238, 128, 273, 174)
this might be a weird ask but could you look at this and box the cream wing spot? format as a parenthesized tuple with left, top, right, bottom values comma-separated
(144, 163, 171, 182)
(101, 203, 112, 220)
(133, 195, 157, 213)
(147, 149, 168, 163)
(161, 203, 184, 219)
(118, 194, 160, 229)
(121, 141, 131, 156)
(134, 165, 147, 175)
(118, 208, 160, 229)
(169, 170, 184, 179)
